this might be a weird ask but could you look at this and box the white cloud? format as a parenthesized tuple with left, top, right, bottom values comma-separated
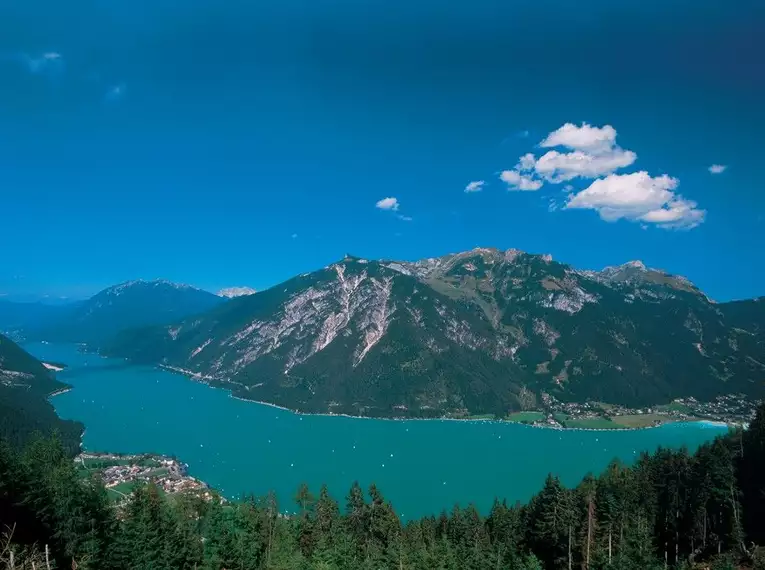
(499, 170, 543, 191)
(708, 164, 727, 174)
(497, 123, 636, 192)
(565, 171, 705, 229)
(475, 121, 705, 229)
(397, 215, 413, 222)
(540, 122, 618, 153)
(517, 153, 537, 171)
(522, 122, 637, 183)
(464, 180, 485, 193)
(533, 148, 637, 182)
(375, 197, 400, 211)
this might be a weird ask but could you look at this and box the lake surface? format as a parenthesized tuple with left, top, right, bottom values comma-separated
(28, 342, 729, 520)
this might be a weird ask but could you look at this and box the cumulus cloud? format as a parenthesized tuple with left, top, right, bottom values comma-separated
(708, 164, 727, 174)
(499, 170, 543, 191)
(540, 122, 618, 153)
(470, 121, 705, 229)
(565, 171, 705, 229)
(375, 197, 400, 211)
(464, 180, 485, 193)
(526, 122, 637, 183)
(532, 148, 637, 183)
(493, 123, 637, 194)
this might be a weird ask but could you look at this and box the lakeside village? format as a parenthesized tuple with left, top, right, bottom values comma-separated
(76, 452, 217, 505)
(516, 392, 760, 430)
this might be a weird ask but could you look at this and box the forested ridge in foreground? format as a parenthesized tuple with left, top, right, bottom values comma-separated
(0, 334, 82, 454)
(1, 405, 765, 570)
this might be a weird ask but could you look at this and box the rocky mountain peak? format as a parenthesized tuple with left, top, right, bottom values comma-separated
(104, 246, 765, 419)
(218, 287, 257, 299)
(105, 279, 198, 297)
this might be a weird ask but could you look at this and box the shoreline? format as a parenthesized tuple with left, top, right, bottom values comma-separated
(192, 374, 735, 433)
(47, 386, 73, 398)
(45, 350, 740, 434)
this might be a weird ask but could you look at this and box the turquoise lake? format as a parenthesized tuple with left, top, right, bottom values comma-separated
(28, 342, 729, 520)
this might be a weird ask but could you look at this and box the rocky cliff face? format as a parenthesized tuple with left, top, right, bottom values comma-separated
(105, 249, 765, 417)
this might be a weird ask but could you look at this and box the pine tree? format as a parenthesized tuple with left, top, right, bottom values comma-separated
(295, 483, 317, 556)
(526, 474, 569, 569)
(740, 403, 765, 545)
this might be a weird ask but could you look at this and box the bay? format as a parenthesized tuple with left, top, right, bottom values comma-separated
(28, 342, 728, 520)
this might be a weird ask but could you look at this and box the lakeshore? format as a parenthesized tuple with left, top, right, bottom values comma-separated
(24, 341, 733, 519)
(167, 363, 749, 432)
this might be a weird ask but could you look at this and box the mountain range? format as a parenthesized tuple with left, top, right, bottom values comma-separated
(1, 248, 762, 419)
(8, 280, 225, 345)
(88, 248, 765, 418)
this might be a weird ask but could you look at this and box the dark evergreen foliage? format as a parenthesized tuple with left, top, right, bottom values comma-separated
(0, 334, 82, 454)
(2, 402, 765, 569)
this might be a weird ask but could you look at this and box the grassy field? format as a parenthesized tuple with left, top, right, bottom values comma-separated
(106, 482, 136, 500)
(610, 414, 672, 428)
(562, 417, 625, 430)
(658, 402, 693, 414)
(553, 413, 570, 424)
(80, 457, 160, 469)
(506, 411, 545, 423)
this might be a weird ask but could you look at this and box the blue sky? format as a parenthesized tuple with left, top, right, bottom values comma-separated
(1, 0, 764, 301)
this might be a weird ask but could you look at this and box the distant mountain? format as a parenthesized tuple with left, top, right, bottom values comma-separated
(105, 249, 765, 418)
(0, 300, 79, 340)
(217, 287, 257, 298)
(33, 280, 225, 347)
(0, 334, 82, 452)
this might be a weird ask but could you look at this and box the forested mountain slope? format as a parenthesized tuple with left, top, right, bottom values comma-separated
(105, 249, 765, 417)
(0, 333, 82, 452)
(31, 279, 225, 347)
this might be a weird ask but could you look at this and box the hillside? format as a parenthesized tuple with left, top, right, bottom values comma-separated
(31, 279, 226, 347)
(0, 333, 82, 452)
(105, 249, 765, 418)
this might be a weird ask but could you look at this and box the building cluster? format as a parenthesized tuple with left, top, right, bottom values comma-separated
(538, 391, 759, 426)
(675, 394, 760, 424)
(80, 453, 213, 501)
(540, 393, 602, 417)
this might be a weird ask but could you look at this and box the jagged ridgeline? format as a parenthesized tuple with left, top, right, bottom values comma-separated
(105, 248, 765, 418)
